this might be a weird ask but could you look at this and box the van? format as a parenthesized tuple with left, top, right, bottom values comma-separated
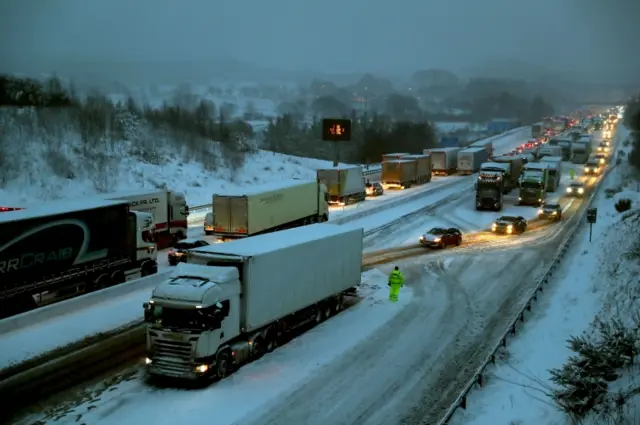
(204, 212, 213, 235)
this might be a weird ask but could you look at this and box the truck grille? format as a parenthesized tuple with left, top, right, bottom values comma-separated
(150, 339, 194, 377)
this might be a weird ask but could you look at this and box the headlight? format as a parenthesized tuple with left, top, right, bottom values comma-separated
(420, 235, 425, 240)
(196, 364, 209, 373)
(538, 209, 543, 214)
(507, 225, 513, 234)
(578, 188, 584, 194)
(566, 187, 572, 193)
(552, 211, 557, 215)
(433, 238, 441, 242)
(145, 357, 153, 365)
(600, 159, 605, 164)
(585, 168, 590, 172)
(491, 224, 497, 231)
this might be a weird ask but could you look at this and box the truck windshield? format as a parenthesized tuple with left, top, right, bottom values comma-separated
(522, 180, 543, 189)
(146, 304, 216, 330)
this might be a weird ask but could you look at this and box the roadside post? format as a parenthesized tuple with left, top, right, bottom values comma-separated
(586, 207, 597, 242)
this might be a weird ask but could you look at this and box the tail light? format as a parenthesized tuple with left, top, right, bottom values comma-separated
(168, 249, 173, 255)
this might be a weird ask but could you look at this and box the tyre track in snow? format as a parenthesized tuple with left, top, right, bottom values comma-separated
(401, 249, 546, 425)
(236, 260, 475, 425)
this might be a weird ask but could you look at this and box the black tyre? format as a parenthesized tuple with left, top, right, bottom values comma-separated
(216, 350, 232, 379)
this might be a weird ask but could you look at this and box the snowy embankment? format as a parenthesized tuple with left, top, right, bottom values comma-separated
(450, 127, 640, 425)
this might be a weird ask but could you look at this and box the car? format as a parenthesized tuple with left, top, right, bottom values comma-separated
(365, 181, 384, 197)
(584, 161, 601, 175)
(595, 153, 607, 164)
(168, 238, 210, 265)
(538, 202, 562, 221)
(566, 181, 586, 197)
(596, 143, 610, 154)
(419, 227, 462, 248)
(491, 216, 527, 234)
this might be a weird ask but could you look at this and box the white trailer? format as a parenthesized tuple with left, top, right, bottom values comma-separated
(537, 145, 562, 159)
(540, 156, 562, 192)
(425, 147, 461, 175)
(105, 189, 188, 249)
(210, 180, 328, 241)
(457, 147, 489, 175)
(317, 166, 366, 205)
(144, 223, 364, 380)
(469, 139, 494, 157)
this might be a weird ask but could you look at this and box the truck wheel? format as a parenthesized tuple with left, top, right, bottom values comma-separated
(321, 214, 328, 222)
(322, 303, 333, 321)
(334, 295, 344, 314)
(251, 337, 265, 359)
(314, 308, 323, 324)
(91, 274, 109, 291)
(265, 332, 277, 353)
(141, 262, 155, 277)
(111, 270, 126, 285)
(216, 350, 232, 379)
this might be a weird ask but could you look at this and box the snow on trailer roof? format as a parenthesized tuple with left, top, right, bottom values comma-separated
(460, 147, 486, 153)
(152, 263, 239, 304)
(219, 179, 317, 197)
(541, 156, 563, 162)
(104, 188, 166, 197)
(0, 198, 129, 224)
(525, 162, 550, 169)
(383, 159, 415, 164)
(426, 147, 461, 152)
(402, 154, 429, 158)
(189, 223, 360, 258)
(317, 164, 362, 171)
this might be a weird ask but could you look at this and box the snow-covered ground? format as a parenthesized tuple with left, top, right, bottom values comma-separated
(449, 126, 640, 425)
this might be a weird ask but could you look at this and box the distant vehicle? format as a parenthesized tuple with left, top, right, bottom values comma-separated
(596, 143, 610, 154)
(365, 181, 384, 197)
(419, 227, 462, 248)
(0, 206, 23, 212)
(168, 238, 210, 265)
(491, 216, 527, 234)
(566, 181, 586, 197)
(538, 202, 563, 221)
(584, 158, 602, 176)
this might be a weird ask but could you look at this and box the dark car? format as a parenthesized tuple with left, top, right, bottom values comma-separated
(168, 238, 210, 265)
(491, 216, 527, 234)
(566, 181, 586, 197)
(538, 202, 562, 221)
(419, 227, 462, 248)
(365, 181, 384, 197)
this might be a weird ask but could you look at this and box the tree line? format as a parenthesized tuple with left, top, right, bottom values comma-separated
(623, 96, 640, 171)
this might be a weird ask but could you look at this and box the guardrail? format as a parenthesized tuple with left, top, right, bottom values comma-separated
(435, 162, 615, 425)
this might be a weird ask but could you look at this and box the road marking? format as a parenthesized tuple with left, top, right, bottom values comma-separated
(562, 199, 574, 213)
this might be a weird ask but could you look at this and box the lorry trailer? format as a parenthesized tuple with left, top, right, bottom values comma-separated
(317, 166, 366, 206)
(381, 159, 418, 189)
(468, 139, 494, 157)
(0, 198, 157, 318)
(144, 223, 364, 380)
(491, 155, 524, 193)
(540, 156, 563, 192)
(457, 147, 489, 175)
(106, 189, 189, 249)
(402, 154, 432, 184)
(209, 180, 329, 242)
(425, 147, 461, 175)
(382, 153, 410, 162)
(537, 145, 562, 159)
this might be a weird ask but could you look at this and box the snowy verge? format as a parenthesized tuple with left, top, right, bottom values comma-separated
(15, 270, 412, 425)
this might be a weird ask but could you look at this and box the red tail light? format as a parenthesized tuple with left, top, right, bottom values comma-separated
(168, 249, 173, 255)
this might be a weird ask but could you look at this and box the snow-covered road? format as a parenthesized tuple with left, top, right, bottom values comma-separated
(238, 248, 553, 425)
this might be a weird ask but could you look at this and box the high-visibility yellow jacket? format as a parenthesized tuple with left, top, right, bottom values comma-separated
(388, 270, 404, 287)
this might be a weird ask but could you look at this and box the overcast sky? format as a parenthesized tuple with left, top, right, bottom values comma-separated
(1, 0, 639, 81)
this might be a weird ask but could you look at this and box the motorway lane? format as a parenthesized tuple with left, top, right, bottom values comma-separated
(238, 246, 552, 425)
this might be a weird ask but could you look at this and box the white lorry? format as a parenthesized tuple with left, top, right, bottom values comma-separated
(143, 223, 363, 380)
(425, 147, 461, 175)
(317, 166, 366, 205)
(539, 156, 563, 192)
(208, 180, 329, 242)
(469, 139, 494, 157)
(537, 145, 562, 160)
(106, 189, 189, 249)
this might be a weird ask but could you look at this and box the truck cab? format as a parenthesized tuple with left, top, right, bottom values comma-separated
(130, 210, 158, 275)
(144, 264, 241, 379)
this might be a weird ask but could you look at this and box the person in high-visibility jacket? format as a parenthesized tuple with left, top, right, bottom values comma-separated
(388, 266, 405, 302)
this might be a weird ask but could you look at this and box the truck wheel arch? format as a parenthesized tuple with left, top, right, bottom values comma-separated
(111, 270, 126, 285)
